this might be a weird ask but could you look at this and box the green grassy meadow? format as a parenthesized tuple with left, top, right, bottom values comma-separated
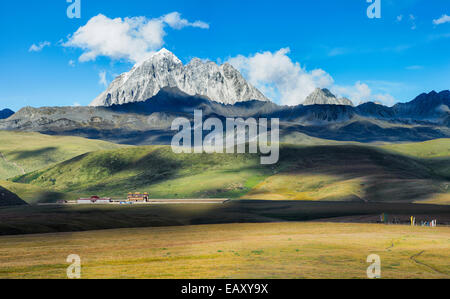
(0, 131, 123, 179)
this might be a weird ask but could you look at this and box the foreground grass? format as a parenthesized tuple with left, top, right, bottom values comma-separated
(0, 222, 448, 279)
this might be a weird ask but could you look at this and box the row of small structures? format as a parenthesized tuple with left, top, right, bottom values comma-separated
(58, 193, 150, 204)
(55, 193, 229, 205)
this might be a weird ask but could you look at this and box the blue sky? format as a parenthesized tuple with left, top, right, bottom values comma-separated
(0, 0, 449, 110)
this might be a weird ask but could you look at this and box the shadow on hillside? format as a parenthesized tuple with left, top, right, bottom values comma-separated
(60, 145, 450, 202)
(270, 145, 449, 202)
(2, 200, 450, 236)
(282, 123, 447, 143)
(11, 147, 58, 160)
(75, 148, 185, 195)
(45, 128, 175, 146)
(10, 144, 450, 204)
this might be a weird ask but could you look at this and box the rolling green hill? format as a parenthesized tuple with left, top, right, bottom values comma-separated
(10, 140, 450, 203)
(0, 131, 124, 179)
(12, 146, 269, 201)
(381, 138, 450, 158)
(0, 180, 74, 204)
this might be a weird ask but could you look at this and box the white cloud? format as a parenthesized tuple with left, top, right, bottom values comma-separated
(98, 71, 108, 87)
(373, 94, 396, 106)
(396, 15, 403, 22)
(333, 82, 396, 106)
(228, 48, 398, 106)
(29, 41, 51, 52)
(433, 14, 450, 25)
(228, 48, 334, 106)
(162, 12, 209, 29)
(72, 102, 81, 107)
(63, 13, 209, 63)
(68, 60, 76, 67)
(228, 48, 397, 107)
(332, 82, 371, 104)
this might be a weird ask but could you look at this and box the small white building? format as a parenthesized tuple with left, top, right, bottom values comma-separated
(77, 198, 94, 204)
(77, 196, 111, 204)
(95, 199, 112, 204)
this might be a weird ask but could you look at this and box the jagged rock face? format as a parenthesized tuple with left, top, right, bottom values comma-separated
(393, 90, 450, 119)
(91, 49, 269, 106)
(303, 88, 354, 106)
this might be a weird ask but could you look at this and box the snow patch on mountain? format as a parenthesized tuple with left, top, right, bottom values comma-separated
(91, 48, 269, 106)
(303, 88, 354, 106)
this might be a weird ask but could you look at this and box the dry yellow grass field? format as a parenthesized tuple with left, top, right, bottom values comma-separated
(0, 222, 448, 279)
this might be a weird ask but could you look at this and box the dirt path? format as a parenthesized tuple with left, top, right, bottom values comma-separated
(0, 152, 25, 175)
(386, 241, 395, 251)
(409, 250, 449, 276)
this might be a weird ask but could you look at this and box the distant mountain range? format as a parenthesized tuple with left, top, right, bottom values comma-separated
(1, 88, 449, 144)
(90, 49, 359, 108)
(303, 88, 353, 106)
(1, 48, 448, 145)
(0, 109, 14, 119)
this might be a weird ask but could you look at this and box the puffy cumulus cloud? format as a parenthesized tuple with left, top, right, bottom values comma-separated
(64, 13, 208, 63)
(433, 14, 450, 25)
(29, 41, 51, 52)
(227, 48, 334, 106)
(373, 94, 397, 106)
(333, 82, 397, 107)
(228, 48, 397, 107)
(332, 82, 371, 104)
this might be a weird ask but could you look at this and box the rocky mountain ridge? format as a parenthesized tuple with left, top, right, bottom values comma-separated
(91, 48, 269, 106)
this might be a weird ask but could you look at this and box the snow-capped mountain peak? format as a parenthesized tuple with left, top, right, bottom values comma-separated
(303, 88, 354, 106)
(90, 49, 269, 106)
